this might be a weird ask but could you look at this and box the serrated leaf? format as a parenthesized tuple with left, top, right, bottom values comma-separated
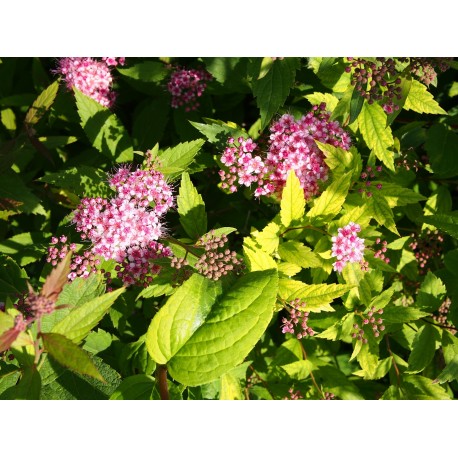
(156, 139, 205, 180)
(147, 270, 278, 386)
(52, 287, 125, 343)
(379, 182, 426, 207)
(0, 366, 41, 400)
(0, 173, 46, 216)
(110, 374, 158, 400)
(279, 279, 355, 309)
(38, 166, 111, 198)
(317, 142, 362, 182)
(24, 80, 59, 126)
(417, 272, 446, 312)
(243, 237, 277, 272)
(382, 306, 430, 324)
(0, 255, 28, 299)
(0, 231, 49, 266)
(358, 102, 395, 171)
(404, 79, 447, 115)
(278, 241, 321, 269)
(280, 170, 305, 227)
(403, 375, 450, 400)
(253, 58, 300, 129)
(190, 119, 247, 149)
(370, 193, 399, 235)
(423, 213, 458, 239)
(253, 222, 280, 255)
(304, 92, 339, 111)
(307, 172, 352, 221)
(82, 329, 112, 355)
(406, 324, 440, 374)
(177, 172, 207, 240)
(318, 365, 364, 400)
(42, 333, 105, 382)
(74, 89, 133, 162)
(434, 354, 458, 384)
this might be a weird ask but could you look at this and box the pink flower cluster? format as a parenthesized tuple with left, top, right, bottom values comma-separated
(219, 104, 351, 199)
(72, 166, 174, 286)
(167, 67, 212, 111)
(55, 57, 124, 108)
(331, 222, 366, 272)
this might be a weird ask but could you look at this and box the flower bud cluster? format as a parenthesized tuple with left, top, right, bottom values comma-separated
(323, 392, 335, 400)
(373, 238, 390, 264)
(409, 229, 444, 275)
(47, 236, 101, 281)
(281, 298, 315, 339)
(331, 222, 366, 273)
(71, 166, 174, 286)
(284, 387, 304, 400)
(219, 104, 351, 199)
(167, 67, 212, 111)
(358, 165, 383, 197)
(396, 149, 421, 172)
(345, 57, 452, 114)
(433, 297, 456, 335)
(352, 306, 385, 343)
(55, 57, 123, 107)
(195, 231, 244, 280)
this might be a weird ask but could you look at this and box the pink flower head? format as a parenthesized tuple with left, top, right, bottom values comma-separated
(331, 222, 365, 272)
(218, 104, 351, 199)
(102, 57, 125, 67)
(55, 57, 117, 107)
(167, 67, 212, 111)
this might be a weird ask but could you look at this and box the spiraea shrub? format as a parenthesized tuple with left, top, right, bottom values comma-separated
(1, 57, 458, 400)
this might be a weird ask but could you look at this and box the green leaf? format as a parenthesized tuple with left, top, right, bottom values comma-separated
(117, 61, 168, 83)
(278, 241, 321, 269)
(402, 375, 450, 400)
(417, 272, 446, 312)
(424, 124, 458, 178)
(156, 139, 205, 180)
(38, 166, 111, 198)
(145, 274, 222, 364)
(382, 306, 430, 324)
(423, 213, 458, 239)
(370, 193, 399, 235)
(42, 332, 105, 382)
(219, 373, 244, 400)
(434, 354, 458, 384)
(0, 172, 46, 216)
(52, 287, 125, 343)
(379, 182, 426, 207)
(252, 58, 300, 129)
(404, 79, 447, 115)
(309, 58, 351, 92)
(278, 279, 355, 309)
(252, 222, 280, 255)
(0, 254, 28, 299)
(24, 80, 59, 126)
(190, 119, 247, 149)
(0, 366, 41, 400)
(406, 324, 440, 374)
(307, 172, 352, 222)
(177, 172, 207, 240)
(74, 88, 133, 162)
(39, 355, 121, 400)
(82, 329, 112, 355)
(280, 170, 305, 227)
(358, 102, 395, 171)
(304, 92, 339, 111)
(110, 374, 158, 400)
(317, 142, 362, 182)
(147, 270, 278, 386)
(318, 365, 364, 400)
(243, 237, 277, 272)
(0, 231, 49, 266)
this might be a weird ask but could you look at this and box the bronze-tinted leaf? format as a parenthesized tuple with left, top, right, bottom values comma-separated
(41, 251, 72, 302)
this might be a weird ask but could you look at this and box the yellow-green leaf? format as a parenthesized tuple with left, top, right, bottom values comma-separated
(404, 79, 447, 115)
(280, 170, 305, 227)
